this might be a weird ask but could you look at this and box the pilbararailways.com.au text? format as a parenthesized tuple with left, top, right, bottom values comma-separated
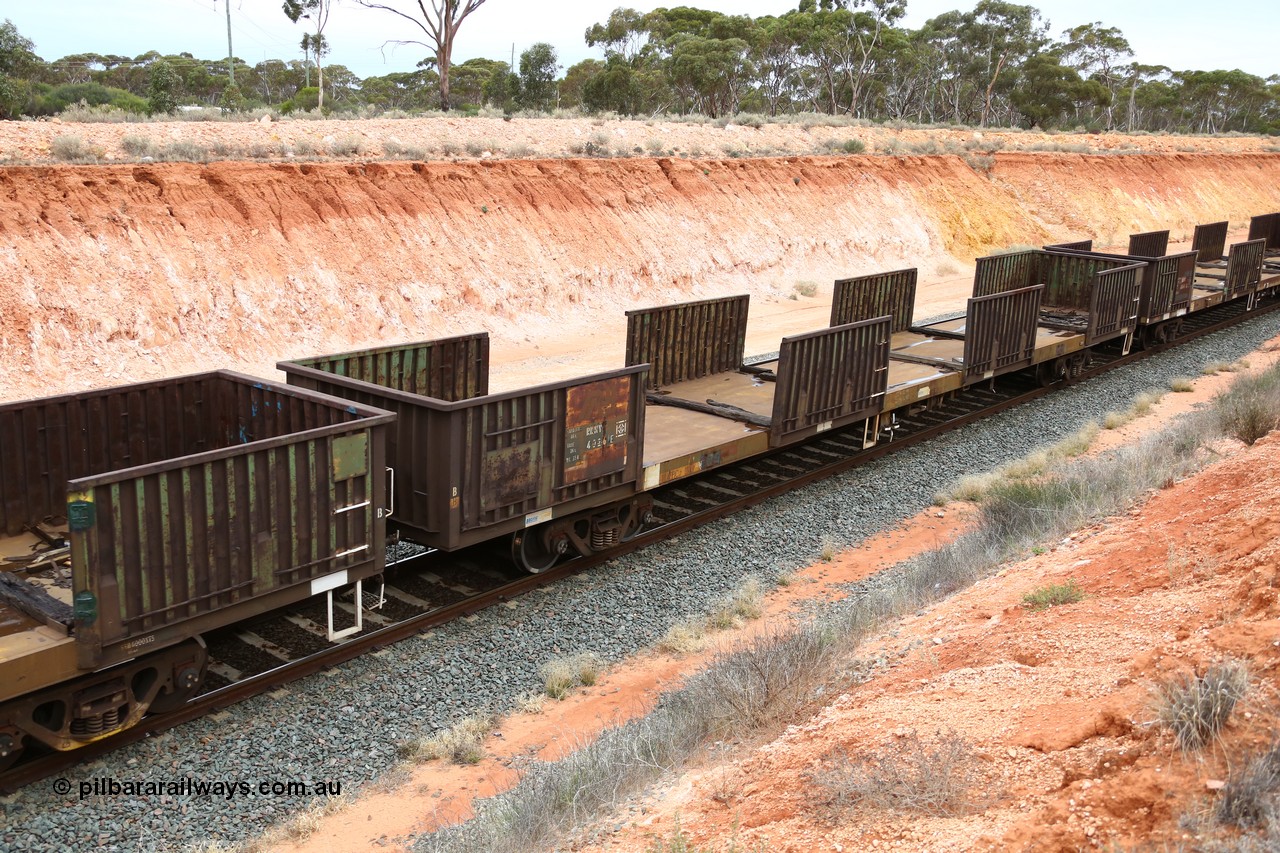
(59, 776, 343, 801)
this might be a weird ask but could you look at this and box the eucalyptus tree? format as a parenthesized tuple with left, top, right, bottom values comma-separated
(284, 0, 333, 107)
(0, 19, 40, 118)
(1058, 22, 1131, 128)
(354, 0, 488, 110)
(518, 42, 560, 111)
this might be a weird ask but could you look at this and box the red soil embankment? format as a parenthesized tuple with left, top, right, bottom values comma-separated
(1, 151, 1278, 400)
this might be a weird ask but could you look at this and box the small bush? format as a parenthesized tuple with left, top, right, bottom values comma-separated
(543, 652, 603, 699)
(328, 135, 364, 157)
(50, 135, 100, 163)
(839, 138, 866, 154)
(1213, 369, 1280, 445)
(814, 730, 985, 816)
(963, 153, 996, 172)
(159, 141, 210, 163)
(1202, 361, 1231, 376)
(793, 281, 819, 298)
(400, 714, 494, 765)
(1170, 376, 1196, 392)
(1022, 579, 1084, 610)
(1154, 660, 1249, 751)
(1215, 739, 1280, 828)
(120, 135, 158, 158)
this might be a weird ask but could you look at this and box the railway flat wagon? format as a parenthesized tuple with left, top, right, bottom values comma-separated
(829, 268, 1051, 407)
(1044, 230, 1196, 345)
(280, 336, 651, 573)
(0, 371, 393, 765)
(626, 294, 891, 488)
(967, 250, 1143, 374)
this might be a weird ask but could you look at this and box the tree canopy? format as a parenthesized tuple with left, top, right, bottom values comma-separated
(0, 5, 1275, 135)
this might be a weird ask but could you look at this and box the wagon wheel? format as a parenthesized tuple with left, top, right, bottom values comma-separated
(1036, 358, 1067, 387)
(148, 638, 209, 714)
(619, 502, 651, 543)
(0, 731, 23, 773)
(511, 528, 560, 574)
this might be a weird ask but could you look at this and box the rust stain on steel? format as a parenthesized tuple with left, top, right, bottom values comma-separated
(772, 316, 891, 445)
(1225, 239, 1266, 299)
(964, 285, 1043, 380)
(625, 295, 749, 389)
(1193, 221, 1229, 263)
(1145, 252, 1196, 319)
(830, 269, 917, 332)
(1248, 213, 1280, 251)
(481, 440, 539, 508)
(564, 376, 631, 485)
(1128, 230, 1170, 258)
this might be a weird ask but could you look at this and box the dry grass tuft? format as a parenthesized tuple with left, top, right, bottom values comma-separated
(1215, 739, 1280, 829)
(399, 714, 495, 764)
(1154, 660, 1249, 752)
(543, 652, 604, 699)
(814, 730, 987, 816)
(659, 620, 708, 655)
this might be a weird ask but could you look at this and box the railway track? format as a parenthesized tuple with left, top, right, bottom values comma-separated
(3, 293, 1274, 792)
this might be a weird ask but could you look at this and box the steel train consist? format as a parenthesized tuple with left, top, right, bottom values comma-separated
(2, 212, 1279, 767)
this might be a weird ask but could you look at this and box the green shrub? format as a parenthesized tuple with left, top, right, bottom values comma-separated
(1022, 579, 1084, 610)
(293, 87, 320, 112)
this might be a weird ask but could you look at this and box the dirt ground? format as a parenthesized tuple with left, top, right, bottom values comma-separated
(3, 115, 1277, 167)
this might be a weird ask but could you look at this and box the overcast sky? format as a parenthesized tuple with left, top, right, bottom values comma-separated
(6, 0, 1276, 81)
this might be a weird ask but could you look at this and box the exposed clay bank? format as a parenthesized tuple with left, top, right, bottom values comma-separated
(1, 151, 1278, 402)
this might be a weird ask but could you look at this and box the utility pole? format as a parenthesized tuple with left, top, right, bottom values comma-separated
(225, 0, 235, 85)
